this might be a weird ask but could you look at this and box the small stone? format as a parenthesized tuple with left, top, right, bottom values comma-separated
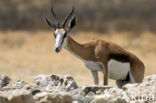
(51, 74, 60, 81)
(34, 75, 50, 87)
(82, 85, 111, 96)
(64, 75, 78, 91)
(0, 74, 11, 88)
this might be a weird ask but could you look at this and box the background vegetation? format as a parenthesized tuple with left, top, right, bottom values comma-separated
(0, 0, 156, 33)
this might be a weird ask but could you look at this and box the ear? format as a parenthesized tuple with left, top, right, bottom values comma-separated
(68, 15, 77, 32)
(44, 16, 57, 30)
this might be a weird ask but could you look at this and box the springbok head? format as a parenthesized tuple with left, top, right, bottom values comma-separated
(44, 7, 76, 53)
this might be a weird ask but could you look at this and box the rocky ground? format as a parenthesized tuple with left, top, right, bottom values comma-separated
(0, 74, 155, 103)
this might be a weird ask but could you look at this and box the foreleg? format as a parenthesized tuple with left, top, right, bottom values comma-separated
(91, 70, 99, 85)
(103, 63, 109, 85)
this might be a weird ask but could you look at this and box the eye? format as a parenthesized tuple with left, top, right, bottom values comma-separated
(63, 33, 67, 38)
(54, 33, 56, 38)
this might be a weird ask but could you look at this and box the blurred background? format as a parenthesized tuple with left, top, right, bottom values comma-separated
(0, 0, 155, 86)
(0, 0, 156, 32)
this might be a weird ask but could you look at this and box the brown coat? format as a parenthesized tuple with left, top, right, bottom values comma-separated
(66, 35, 145, 84)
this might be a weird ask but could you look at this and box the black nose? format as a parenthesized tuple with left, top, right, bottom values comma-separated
(55, 47, 60, 52)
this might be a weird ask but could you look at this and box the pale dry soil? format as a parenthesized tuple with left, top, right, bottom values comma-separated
(0, 31, 155, 87)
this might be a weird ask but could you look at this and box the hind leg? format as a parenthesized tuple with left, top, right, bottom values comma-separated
(116, 80, 129, 88)
(116, 71, 135, 88)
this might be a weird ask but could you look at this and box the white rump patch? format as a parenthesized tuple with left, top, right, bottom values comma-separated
(108, 59, 130, 80)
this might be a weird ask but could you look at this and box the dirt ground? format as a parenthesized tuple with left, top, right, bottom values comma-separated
(0, 31, 155, 87)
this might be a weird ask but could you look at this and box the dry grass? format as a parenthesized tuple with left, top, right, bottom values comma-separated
(0, 31, 155, 87)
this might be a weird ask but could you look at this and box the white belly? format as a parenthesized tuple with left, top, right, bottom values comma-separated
(108, 59, 130, 80)
(84, 59, 130, 80)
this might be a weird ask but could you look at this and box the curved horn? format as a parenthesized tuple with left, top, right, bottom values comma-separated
(44, 16, 57, 30)
(51, 7, 60, 28)
(62, 6, 74, 28)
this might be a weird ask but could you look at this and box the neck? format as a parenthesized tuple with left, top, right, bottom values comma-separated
(64, 35, 90, 60)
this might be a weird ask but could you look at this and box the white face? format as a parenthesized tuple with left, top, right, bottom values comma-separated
(54, 29, 67, 52)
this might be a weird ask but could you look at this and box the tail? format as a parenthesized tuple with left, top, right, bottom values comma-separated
(131, 60, 145, 83)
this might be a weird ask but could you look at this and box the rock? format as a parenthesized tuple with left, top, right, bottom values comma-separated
(0, 80, 34, 103)
(72, 101, 79, 103)
(80, 85, 129, 103)
(34, 74, 78, 92)
(123, 75, 156, 102)
(0, 74, 11, 88)
(0, 74, 156, 103)
(144, 75, 156, 84)
(82, 85, 112, 96)
(91, 88, 130, 103)
(34, 74, 63, 92)
(7, 80, 32, 89)
(34, 75, 53, 87)
(33, 92, 72, 103)
(0, 89, 33, 103)
(63, 75, 78, 91)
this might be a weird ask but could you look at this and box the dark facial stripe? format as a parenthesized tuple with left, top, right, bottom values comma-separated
(54, 33, 56, 38)
(60, 35, 66, 46)
(60, 39, 64, 46)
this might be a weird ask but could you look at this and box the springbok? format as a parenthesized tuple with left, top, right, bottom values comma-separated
(44, 7, 145, 88)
